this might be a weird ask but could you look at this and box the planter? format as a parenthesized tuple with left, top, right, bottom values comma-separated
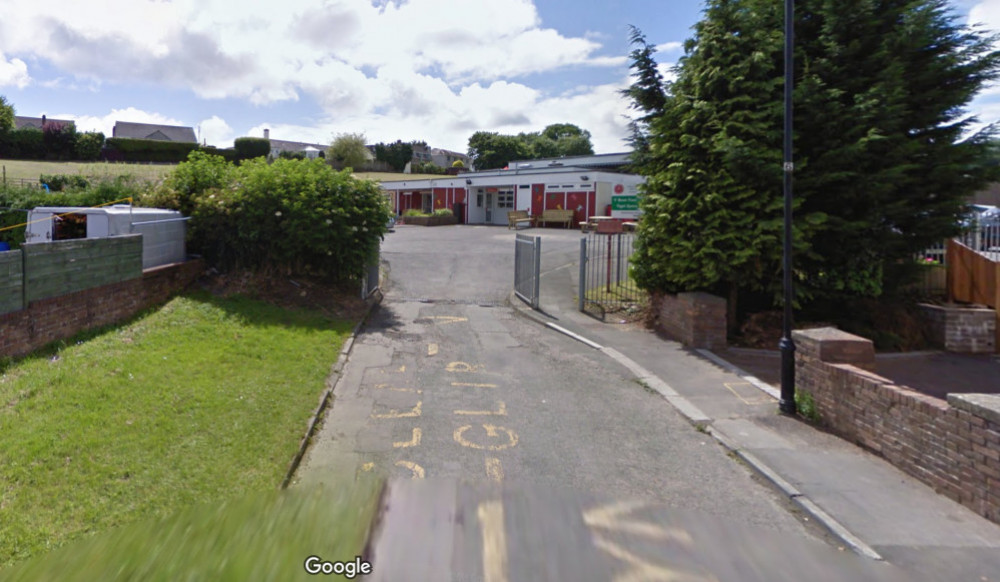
(404, 215, 458, 227)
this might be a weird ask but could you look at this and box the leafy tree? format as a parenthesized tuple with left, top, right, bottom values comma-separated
(327, 132, 369, 170)
(42, 122, 77, 161)
(620, 26, 668, 170)
(630, 0, 1000, 318)
(164, 150, 235, 216)
(467, 131, 531, 170)
(373, 140, 414, 172)
(0, 95, 13, 133)
(451, 159, 465, 168)
(74, 132, 105, 161)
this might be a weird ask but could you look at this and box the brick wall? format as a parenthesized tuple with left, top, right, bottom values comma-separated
(654, 291, 727, 349)
(0, 260, 204, 359)
(919, 303, 996, 353)
(794, 327, 1000, 524)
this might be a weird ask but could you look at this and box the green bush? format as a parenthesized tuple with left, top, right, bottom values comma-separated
(0, 128, 44, 159)
(278, 151, 306, 160)
(74, 131, 105, 161)
(161, 150, 235, 216)
(403, 209, 427, 217)
(199, 146, 240, 163)
(43, 122, 77, 161)
(432, 208, 453, 217)
(39, 174, 90, 192)
(104, 137, 200, 163)
(234, 137, 271, 160)
(187, 158, 391, 281)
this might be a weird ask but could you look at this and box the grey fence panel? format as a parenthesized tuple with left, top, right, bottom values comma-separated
(0, 250, 24, 315)
(579, 232, 643, 320)
(130, 217, 188, 269)
(514, 233, 541, 309)
(361, 252, 381, 299)
(22, 235, 143, 303)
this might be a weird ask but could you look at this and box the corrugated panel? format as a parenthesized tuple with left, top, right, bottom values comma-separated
(0, 250, 25, 315)
(23, 235, 143, 303)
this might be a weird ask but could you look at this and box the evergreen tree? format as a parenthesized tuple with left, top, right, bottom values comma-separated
(630, 0, 1000, 313)
(620, 26, 669, 170)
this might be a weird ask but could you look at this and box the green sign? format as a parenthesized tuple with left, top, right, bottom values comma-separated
(611, 196, 638, 211)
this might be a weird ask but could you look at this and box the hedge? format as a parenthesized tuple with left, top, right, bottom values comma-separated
(103, 137, 200, 163)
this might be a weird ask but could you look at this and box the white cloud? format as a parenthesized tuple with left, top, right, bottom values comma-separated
(197, 116, 234, 147)
(655, 42, 683, 54)
(0, 53, 30, 88)
(968, 0, 1000, 33)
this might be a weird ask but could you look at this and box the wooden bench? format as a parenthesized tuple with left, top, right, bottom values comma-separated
(538, 209, 575, 228)
(507, 210, 535, 229)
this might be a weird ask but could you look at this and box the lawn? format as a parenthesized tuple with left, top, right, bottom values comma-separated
(0, 160, 175, 183)
(0, 291, 367, 570)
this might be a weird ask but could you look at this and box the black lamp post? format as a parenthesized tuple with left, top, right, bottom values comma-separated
(779, 0, 797, 415)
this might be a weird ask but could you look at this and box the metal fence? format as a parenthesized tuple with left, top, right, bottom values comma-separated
(361, 252, 381, 299)
(579, 232, 643, 319)
(514, 233, 541, 309)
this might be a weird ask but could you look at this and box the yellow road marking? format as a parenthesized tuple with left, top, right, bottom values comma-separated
(485, 457, 504, 482)
(371, 401, 422, 419)
(477, 501, 509, 582)
(428, 343, 438, 356)
(446, 361, 482, 373)
(454, 424, 519, 451)
(373, 383, 422, 394)
(394, 460, 425, 479)
(583, 501, 693, 543)
(376, 365, 406, 374)
(393, 428, 422, 448)
(454, 401, 507, 416)
(723, 382, 770, 405)
(360, 462, 374, 472)
(592, 537, 711, 582)
(451, 382, 497, 388)
(426, 316, 468, 325)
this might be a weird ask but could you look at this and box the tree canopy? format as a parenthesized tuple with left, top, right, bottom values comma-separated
(629, 0, 1000, 312)
(0, 95, 13, 133)
(373, 140, 414, 172)
(327, 132, 369, 170)
(467, 123, 595, 170)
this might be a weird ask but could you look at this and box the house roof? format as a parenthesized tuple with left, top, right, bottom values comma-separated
(268, 138, 328, 152)
(112, 121, 197, 143)
(14, 116, 76, 130)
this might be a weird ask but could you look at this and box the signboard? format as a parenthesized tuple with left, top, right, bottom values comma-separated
(611, 183, 640, 219)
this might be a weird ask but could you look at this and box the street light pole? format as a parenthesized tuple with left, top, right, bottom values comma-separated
(779, 0, 797, 415)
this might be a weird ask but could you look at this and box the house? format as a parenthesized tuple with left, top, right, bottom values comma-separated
(380, 152, 644, 226)
(263, 129, 329, 159)
(112, 121, 197, 143)
(14, 115, 75, 130)
(431, 147, 471, 169)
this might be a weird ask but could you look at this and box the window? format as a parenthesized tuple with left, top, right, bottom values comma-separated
(477, 192, 484, 207)
(497, 189, 514, 209)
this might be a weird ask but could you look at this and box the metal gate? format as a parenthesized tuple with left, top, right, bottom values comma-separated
(514, 233, 541, 309)
(579, 232, 643, 319)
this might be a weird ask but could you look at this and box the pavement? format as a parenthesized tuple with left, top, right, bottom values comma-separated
(501, 229, 1000, 580)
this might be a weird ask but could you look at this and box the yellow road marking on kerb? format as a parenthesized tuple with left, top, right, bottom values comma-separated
(394, 460, 425, 479)
(452, 382, 497, 388)
(485, 457, 504, 482)
(393, 428, 422, 448)
(454, 401, 507, 416)
(371, 401, 422, 419)
(723, 382, 770, 405)
(428, 343, 438, 356)
(477, 501, 509, 582)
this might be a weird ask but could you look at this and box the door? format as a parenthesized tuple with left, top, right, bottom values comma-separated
(485, 192, 493, 222)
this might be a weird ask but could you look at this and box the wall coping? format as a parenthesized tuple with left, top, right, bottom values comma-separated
(919, 302, 996, 314)
(948, 393, 1000, 426)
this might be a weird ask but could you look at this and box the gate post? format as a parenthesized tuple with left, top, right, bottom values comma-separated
(579, 236, 587, 312)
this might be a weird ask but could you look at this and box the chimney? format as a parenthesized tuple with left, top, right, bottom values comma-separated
(264, 128, 270, 140)
(41, 114, 46, 127)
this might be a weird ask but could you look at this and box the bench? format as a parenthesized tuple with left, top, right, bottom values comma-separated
(538, 209, 575, 228)
(507, 210, 535, 229)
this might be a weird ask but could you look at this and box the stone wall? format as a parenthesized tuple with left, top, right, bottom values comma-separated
(0, 260, 204, 359)
(655, 291, 727, 350)
(794, 327, 1000, 524)
(919, 303, 996, 353)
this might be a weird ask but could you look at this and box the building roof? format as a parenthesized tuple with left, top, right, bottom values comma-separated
(112, 121, 197, 143)
(268, 138, 329, 152)
(14, 116, 76, 130)
(507, 152, 633, 171)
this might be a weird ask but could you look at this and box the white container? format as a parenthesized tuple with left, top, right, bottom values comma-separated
(26, 205, 187, 269)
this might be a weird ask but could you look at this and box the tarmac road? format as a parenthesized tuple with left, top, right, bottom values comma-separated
(294, 225, 913, 581)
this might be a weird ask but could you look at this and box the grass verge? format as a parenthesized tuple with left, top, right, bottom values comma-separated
(0, 290, 357, 569)
(0, 477, 383, 581)
(0, 160, 174, 182)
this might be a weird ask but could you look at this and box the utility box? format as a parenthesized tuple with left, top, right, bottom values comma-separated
(26, 205, 187, 269)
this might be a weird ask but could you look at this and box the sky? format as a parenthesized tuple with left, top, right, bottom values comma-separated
(1, 0, 999, 155)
